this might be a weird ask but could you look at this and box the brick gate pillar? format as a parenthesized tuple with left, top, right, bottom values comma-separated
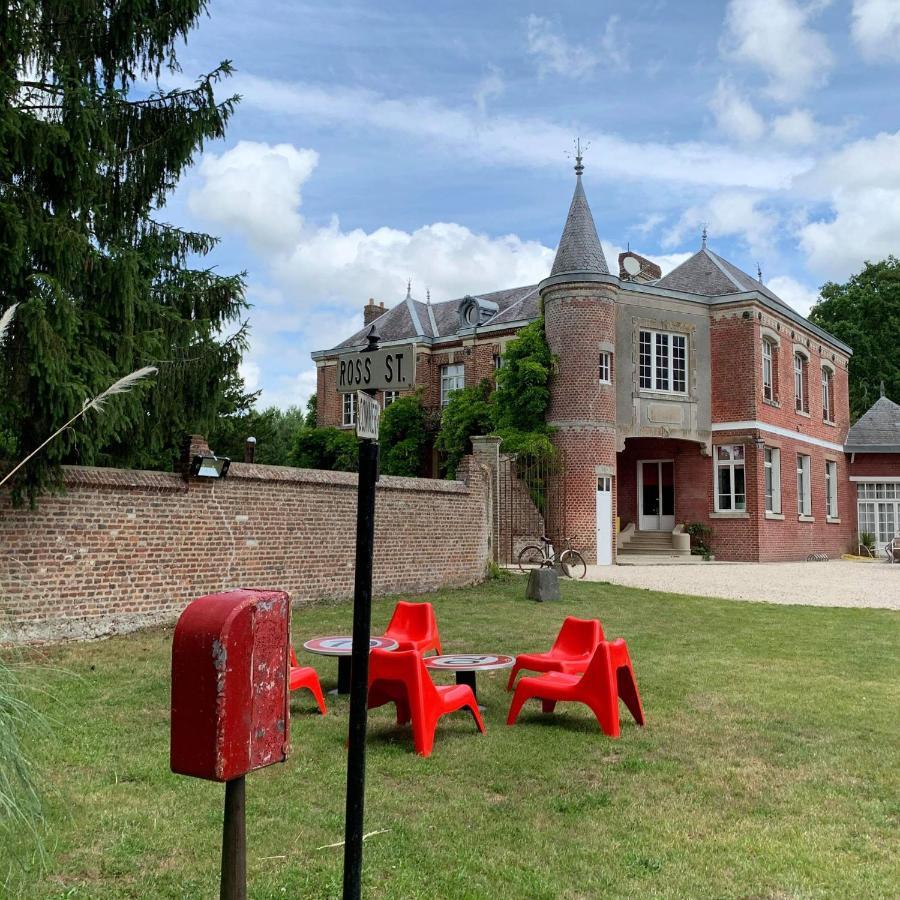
(470, 435, 501, 562)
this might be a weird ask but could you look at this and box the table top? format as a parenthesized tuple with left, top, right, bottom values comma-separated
(424, 654, 514, 672)
(303, 636, 398, 657)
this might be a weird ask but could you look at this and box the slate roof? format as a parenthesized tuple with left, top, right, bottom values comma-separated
(330, 284, 539, 352)
(550, 173, 609, 277)
(845, 395, 900, 452)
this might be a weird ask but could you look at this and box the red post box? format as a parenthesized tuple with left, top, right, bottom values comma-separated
(171, 588, 291, 782)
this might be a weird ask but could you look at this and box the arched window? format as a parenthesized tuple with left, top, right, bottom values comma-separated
(794, 351, 808, 413)
(821, 365, 835, 422)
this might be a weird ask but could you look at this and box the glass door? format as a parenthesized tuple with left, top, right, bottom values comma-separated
(638, 460, 675, 531)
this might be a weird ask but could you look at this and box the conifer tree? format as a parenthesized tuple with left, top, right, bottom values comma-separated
(0, 1, 248, 500)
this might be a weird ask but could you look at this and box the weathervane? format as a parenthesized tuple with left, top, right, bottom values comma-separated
(566, 137, 590, 176)
(701, 224, 708, 248)
(757, 262, 763, 283)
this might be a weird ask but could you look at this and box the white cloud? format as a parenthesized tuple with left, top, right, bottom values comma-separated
(766, 275, 821, 315)
(771, 108, 826, 145)
(474, 66, 505, 115)
(722, 0, 833, 102)
(795, 131, 900, 278)
(188, 141, 318, 252)
(600, 15, 630, 72)
(231, 73, 813, 191)
(663, 190, 779, 256)
(710, 78, 766, 141)
(525, 15, 599, 78)
(851, 0, 900, 62)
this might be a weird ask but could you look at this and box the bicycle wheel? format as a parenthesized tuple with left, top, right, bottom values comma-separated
(559, 549, 587, 579)
(517, 545, 546, 573)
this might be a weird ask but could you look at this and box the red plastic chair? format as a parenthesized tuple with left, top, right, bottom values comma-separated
(367, 648, 484, 757)
(383, 601, 443, 655)
(506, 639, 644, 738)
(506, 616, 604, 690)
(289, 647, 327, 715)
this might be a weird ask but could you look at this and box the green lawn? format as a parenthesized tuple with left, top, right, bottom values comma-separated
(3, 579, 898, 899)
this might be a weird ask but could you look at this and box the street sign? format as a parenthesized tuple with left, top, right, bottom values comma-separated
(337, 345, 415, 392)
(355, 391, 380, 441)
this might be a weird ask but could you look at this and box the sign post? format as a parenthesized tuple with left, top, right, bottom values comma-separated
(342, 325, 384, 900)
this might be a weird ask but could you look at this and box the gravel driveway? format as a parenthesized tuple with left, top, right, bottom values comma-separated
(585, 560, 900, 610)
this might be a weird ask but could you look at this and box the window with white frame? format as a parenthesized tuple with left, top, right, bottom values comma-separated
(342, 392, 356, 426)
(857, 482, 900, 552)
(639, 329, 687, 393)
(599, 351, 611, 384)
(764, 447, 781, 513)
(440, 363, 465, 406)
(822, 366, 834, 422)
(492, 353, 503, 370)
(383, 391, 399, 409)
(825, 460, 838, 518)
(794, 352, 808, 413)
(715, 444, 746, 511)
(762, 339, 775, 402)
(797, 454, 811, 516)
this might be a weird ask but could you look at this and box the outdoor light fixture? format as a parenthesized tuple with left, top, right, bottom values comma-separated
(753, 437, 766, 449)
(189, 454, 231, 479)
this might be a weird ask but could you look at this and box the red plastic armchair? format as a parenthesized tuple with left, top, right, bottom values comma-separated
(367, 648, 484, 757)
(506, 616, 604, 690)
(506, 639, 644, 738)
(383, 601, 443, 655)
(289, 647, 327, 715)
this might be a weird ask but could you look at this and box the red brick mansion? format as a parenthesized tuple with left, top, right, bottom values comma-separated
(313, 160, 900, 563)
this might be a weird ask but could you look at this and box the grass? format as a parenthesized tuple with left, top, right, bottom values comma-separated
(2, 579, 898, 899)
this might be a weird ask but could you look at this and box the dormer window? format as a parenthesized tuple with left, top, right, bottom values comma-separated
(458, 295, 500, 330)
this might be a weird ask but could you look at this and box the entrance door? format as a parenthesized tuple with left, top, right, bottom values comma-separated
(638, 460, 675, 531)
(596, 476, 613, 565)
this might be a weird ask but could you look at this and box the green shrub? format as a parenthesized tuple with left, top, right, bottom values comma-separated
(435, 379, 495, 478)
(685, 521, 713, 558)
(379, 393, 434, 477)
(291, 427, 358, 472)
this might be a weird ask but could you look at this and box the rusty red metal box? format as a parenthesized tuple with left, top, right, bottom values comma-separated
(170, 588, 291, 782)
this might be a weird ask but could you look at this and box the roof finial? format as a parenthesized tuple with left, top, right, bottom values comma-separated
(426, 288, 431, 305)
(568, 137, 589, 178)
(881, 380, 886, 398)
(757, 262, 763, 283)
(701, 224, 708, 248)
(406, 278, 412, 299)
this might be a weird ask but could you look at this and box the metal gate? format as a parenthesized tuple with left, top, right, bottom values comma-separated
(497, 450, 567, 565)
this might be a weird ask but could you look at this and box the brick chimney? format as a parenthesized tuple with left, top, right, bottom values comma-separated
(364, 298, 388, 326)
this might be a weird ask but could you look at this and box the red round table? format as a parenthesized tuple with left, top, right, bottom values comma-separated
(424, 653, 514, 704)
(304, 635, 398, 695)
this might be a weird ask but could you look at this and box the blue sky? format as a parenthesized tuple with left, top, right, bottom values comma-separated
(160, 0, 900, 409)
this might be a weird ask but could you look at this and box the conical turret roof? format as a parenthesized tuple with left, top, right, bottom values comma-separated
(550, 160, 609, 277)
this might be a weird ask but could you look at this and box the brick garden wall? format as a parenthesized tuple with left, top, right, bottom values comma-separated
(0, 457, 491, 643)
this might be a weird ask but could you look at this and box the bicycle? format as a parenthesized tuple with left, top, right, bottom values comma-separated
(517, 535, 587, 579)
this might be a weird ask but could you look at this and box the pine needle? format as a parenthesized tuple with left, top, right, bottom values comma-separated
(0, 303, 18, 345)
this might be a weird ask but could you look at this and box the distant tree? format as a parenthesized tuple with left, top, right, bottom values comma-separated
(379, 393, 433, 477)
(0, 1, 248, 500)
(493, 317, 555, 457)
(304, 394, 318, 428)
(291, 427, 358, 473)
(809, 257, 900, 419)
(435, 379, 495, 478)
(209, 405, 307, 466)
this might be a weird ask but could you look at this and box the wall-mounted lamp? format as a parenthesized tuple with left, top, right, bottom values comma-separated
(752, 437, 766, 450)
(190, 454, 231, 479)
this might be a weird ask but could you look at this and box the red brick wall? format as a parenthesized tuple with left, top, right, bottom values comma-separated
(0, 457, 490, 643)
(848, 453, 900, 478)
(711, 314, 757, 422)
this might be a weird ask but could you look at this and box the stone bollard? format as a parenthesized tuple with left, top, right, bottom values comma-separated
(525, 567, 560, 602)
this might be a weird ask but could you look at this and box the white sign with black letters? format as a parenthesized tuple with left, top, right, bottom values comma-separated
(355, 391, 380, 441)
(337, 344, 415, 392)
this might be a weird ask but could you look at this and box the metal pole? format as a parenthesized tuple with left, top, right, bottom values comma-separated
(342, 435, 378, 900)
(221, 776, 246, 900)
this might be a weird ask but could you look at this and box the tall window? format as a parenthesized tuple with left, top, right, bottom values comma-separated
(639, 329, 687, 393)
(764, 447, 781, 514)
(797, 454, 811, 516)
(440, 363, 465, 406)
(492, 353, 503, 370)
(599, 351, 611, 384)
(822, 367, 834, 422)
(825, 460, 838, 518)
(794, 352, 808, 413)
(383, 391, 398, 409)
(762, 339, 775, 401)
(715, 444, 746, 512)
(342, 392, 356, 426)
